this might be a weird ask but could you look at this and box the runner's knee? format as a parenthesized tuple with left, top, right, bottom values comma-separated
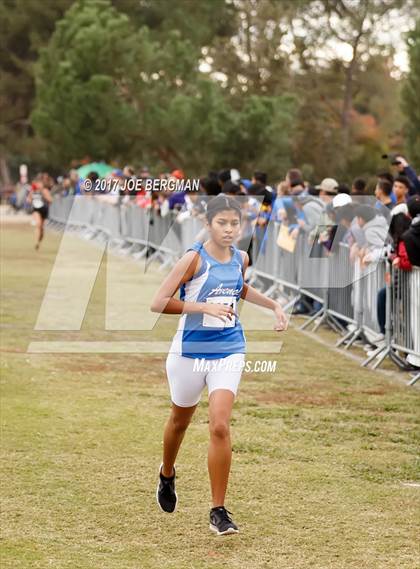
(169, 413, 191, 434)
(209, 420, 229, 439)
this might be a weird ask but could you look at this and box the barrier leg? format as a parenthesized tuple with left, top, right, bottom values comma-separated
(300, 306, 323, 330)
(264, 281, 281, 298)
(335, 327, 355, 347)
(371, 347, 391, 370)
(343, 327, 365, 350)
(408, 372, 420, 386)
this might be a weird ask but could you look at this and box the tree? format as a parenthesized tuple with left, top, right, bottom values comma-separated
(0, 0, 73, 181)
(402, 20, 420, 169)
(31, 0, 142, 165)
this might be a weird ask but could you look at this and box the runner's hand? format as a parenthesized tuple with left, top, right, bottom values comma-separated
(204, 303, 236, 323)
(274, 305, 288, 331)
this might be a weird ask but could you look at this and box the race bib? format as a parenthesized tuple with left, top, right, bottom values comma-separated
(202, 296, 236, 328)
(33, 198, 44, 209)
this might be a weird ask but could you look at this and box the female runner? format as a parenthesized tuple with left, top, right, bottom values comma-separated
(28, 176, 52, 250)
(150, 194, 288, 535)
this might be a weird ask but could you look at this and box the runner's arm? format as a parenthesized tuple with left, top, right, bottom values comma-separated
(42, 187, 53, 204)
(150, 251, 204, 314)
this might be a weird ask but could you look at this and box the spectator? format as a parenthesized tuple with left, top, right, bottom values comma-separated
(295, 188, 325, 235)
(354, 205, 389, 266)
(393, 176, 411, 205)
(315, 178, 339, 204)
(69, 169, 81, 195)
(377, 171, 394, 186)
(286, 168, 305, 195)
(218, 168, 231, 189)
(393, 155, 420, 195)
(253, 170, 274, 196)
(401, 195, 420, 368)
(271, 181, 290, 222)
(374, 180, 394, 220)
(167, 169, 186, 210)
(239, 178, 252, 193)
(248, 182, 272, 254)
(140, 166, 151, 180)
(351, 177, 367, 196)
(200, 176, 221, 196)
(336, 183, 351, 194)
(373, 205, 412, 351)
(222, 181, 243, 196)
(176, 189, 207, 223)
(389, 206, 413, 271)
(402, 195, 420, 267)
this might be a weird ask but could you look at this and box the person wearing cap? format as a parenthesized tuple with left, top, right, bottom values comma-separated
(319, 193, 353, 251)
(292, 179, 338, 242)
(331, 196, 366, 249)
(167, 170, 186, 210)
(332, 193, 352, 208)
(315, 178, 339, 201)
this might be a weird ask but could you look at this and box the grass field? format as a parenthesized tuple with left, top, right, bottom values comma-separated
(1, 222, 419, 569)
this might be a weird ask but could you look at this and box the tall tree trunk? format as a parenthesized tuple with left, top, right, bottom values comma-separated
(0, 155, 12, 188)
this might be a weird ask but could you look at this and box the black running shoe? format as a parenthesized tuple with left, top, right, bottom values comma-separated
(156, 463, 178, 513)
(209, 506, 239, 535)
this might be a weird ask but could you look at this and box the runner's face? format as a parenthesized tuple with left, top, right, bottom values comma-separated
(208, 210, 241, 246)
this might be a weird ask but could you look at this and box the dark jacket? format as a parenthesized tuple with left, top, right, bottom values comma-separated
(402, 215, 420, 267)
(403, 166, 420, 196)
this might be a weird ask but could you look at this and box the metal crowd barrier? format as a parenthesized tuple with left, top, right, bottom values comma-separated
(47, 196, 419, 381)
(391, 266, 420, 383)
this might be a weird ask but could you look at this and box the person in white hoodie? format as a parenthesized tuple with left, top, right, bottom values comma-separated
(354, 205, 389, 267)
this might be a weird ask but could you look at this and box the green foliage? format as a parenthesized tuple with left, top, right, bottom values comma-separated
(31, 0, 140, 164)
(221, 94, 297, 178)
(402, 20, 420, 169)
(2, 0, 415, 181)
(0, 0, 73, 165)
(30, 0, 296, 174)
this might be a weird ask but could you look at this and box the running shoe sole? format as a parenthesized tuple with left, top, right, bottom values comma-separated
(209, 523, 239, 536)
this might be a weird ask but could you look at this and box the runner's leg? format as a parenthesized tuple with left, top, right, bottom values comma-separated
(207, 389, 235, 507)
(162, 353, 206, 476)
(33, 211, 42, 248)
(206, 353, 244, 507)
(162, 402, 197, 477)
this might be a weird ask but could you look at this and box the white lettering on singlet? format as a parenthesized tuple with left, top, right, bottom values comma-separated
(208, 283, 240, 297)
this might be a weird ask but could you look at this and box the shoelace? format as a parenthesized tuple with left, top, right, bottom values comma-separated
(216, 507, 234, 523)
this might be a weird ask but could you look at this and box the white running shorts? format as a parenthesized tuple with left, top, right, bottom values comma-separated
(165, 352, 245, 408)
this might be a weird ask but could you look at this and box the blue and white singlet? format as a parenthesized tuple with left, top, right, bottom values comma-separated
(169, 241, 246, 359)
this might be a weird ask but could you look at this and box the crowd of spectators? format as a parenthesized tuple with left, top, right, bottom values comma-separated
(9, 154, 420, 368)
